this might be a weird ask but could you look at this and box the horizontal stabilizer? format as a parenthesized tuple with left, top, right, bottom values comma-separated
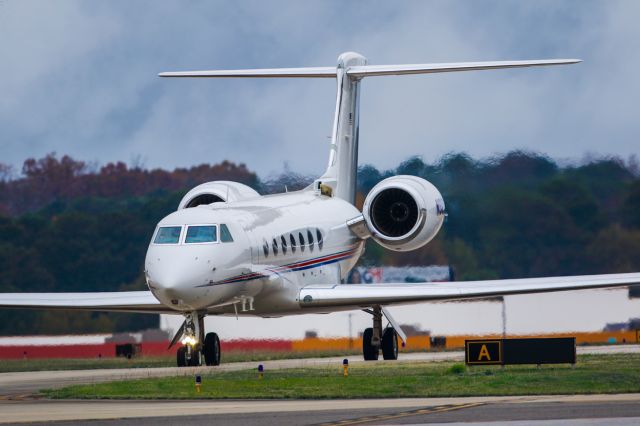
(159, 67, 337, 78)
(160, 59, 580, 79)
(346, 59, 581, 77)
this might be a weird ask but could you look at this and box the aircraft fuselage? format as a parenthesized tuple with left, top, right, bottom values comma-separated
(145, 190, 364, 317)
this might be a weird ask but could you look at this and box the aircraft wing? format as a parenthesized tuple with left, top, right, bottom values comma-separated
(299, 272, 640, 308)
(0, 291, 174, 314)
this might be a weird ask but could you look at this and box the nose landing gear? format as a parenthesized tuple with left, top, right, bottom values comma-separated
(177, 344, 201, 367)
(174, 312, 221, 367)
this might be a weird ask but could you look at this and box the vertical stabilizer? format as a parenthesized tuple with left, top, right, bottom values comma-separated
(319, 52, 367, 204)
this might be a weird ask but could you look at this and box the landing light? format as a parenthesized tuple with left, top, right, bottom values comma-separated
(181, 336, 197, 346)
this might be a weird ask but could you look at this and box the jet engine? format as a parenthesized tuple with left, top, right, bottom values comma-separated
(362, 175, 445, 251)
(178, 181, 260, 209)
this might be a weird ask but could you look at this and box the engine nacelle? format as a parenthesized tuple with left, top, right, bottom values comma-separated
(362, 175, 445, 252)
(178, 181, 260, 210)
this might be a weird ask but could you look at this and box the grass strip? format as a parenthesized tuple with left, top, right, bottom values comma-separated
(41, 353, 640, 399)
(0, 350, 365, 373)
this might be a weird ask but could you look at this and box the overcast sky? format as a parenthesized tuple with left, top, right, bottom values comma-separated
(1, 1, 639, 178)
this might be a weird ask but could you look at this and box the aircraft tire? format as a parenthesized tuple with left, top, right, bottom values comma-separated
(188, 348, 202, 366)
(177, 346, 188, 367)
(362, 327, 379, 361)
(381, 328, 398, 360)
(203, 332, 221, 366)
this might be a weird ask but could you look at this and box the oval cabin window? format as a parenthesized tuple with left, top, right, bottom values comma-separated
(299, 232, 305, 252)
(316, 228, 323, 251)
(290, 234, 297, 253)
(307, 229, 314, 252)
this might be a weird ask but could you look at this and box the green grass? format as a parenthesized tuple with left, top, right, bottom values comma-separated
(0, 356, 172, 373)
(0, 350, 362, 373)
(41, 353, 640, 399)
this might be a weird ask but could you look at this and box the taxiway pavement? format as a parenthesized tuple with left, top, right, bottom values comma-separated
(2, 394, 640, 425)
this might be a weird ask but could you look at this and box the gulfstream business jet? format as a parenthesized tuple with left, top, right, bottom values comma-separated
(2, 52, 639, 366)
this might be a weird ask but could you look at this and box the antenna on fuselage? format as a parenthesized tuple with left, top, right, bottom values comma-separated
(160, 54, 580, 205)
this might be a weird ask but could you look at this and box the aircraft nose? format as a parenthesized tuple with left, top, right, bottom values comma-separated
(150, 270, 184, 293)
(145, 245, 216, 309)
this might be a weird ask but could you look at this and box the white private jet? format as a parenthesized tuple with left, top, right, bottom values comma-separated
(2, 52, 639, 367)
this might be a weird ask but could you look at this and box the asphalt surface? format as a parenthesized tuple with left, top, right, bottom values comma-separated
(2, 395, 640, 425)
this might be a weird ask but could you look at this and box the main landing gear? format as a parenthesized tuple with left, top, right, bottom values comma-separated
(362, 305, 399, 361)
(174, 312, 221, 367)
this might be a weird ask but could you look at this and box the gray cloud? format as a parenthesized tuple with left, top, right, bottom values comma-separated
(0, 0, 638, 177)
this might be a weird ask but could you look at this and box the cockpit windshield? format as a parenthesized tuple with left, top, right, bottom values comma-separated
(185, 225, 218, 243)
(154, 226, 182, 244)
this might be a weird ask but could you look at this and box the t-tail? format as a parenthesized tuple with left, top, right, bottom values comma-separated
(160, 52, 580, 204)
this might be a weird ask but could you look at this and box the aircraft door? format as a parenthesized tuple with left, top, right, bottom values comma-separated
(245, 228, 261, 264)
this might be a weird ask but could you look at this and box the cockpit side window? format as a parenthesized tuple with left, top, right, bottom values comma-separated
(281, 235, 287, 254)
(154, 226, 182, 244)
(220, 224, 234, 243)
(185, 225, 218, 243)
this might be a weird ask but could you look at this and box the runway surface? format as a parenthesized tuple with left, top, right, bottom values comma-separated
(0, 344, 638, 425)
(1, 394, 640, 425)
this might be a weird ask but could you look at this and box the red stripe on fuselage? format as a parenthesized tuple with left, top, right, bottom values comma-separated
(205, 247, 359, 286)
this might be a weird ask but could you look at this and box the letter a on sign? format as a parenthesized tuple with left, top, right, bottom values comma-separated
(465, 340, 501, 365)
(478, 344, 491, 361)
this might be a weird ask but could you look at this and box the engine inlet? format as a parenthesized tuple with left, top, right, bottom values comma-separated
(370, 188, 419, 237)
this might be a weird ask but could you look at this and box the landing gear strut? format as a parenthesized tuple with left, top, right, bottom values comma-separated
(175, 312, 221, 367)
(362, 305, 399, 361)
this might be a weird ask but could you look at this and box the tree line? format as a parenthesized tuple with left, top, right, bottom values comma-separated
(0, 151, 638, 335)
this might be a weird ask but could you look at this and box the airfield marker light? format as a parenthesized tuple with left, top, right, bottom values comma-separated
(258, 364, 264, 379)
(195, 375, 202, 393)
(343, 359, 349, 377)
